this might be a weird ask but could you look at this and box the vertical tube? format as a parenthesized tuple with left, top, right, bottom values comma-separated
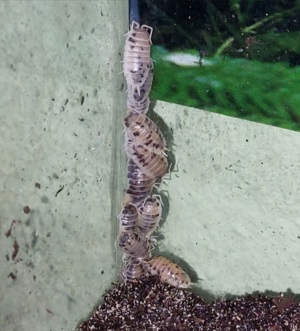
(129, 0, 140, 24)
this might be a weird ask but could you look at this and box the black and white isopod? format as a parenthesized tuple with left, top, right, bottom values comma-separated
(121, 257, 145, 283)
(118, 231, 152, 260)
(118, 203, 138, 233)
(146, 256, 191, 288)
(125, 139, 168, 179)
(124, 159, 156, 206)
(124, 112, 167, 155)
(137, 195, 162, 236)
(123, 21, 153, 96)
(126, 61, 153, 114)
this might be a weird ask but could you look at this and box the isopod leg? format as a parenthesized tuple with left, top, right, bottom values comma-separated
(124, 21, 140, 37)
(141, 24, 153, 44)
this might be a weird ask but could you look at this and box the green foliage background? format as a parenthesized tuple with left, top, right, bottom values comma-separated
(141, 0, 300, 131)
(151, 47, 300, 131)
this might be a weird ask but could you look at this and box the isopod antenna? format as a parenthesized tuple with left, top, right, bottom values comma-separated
(129, 0, 140, 24)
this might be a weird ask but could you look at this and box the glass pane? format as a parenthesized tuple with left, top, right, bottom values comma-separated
(141, 0, 300, 132)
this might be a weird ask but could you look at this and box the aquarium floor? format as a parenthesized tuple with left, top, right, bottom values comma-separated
(78, 276, 300, 330)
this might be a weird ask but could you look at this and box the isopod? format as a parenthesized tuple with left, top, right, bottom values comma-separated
(124, 112, 166, 154)
(121, 257, 145, 283)
(118, 203, 138, 233)
(137, 194, 162, 236)
(146, 256, 191, 288)
(123, 21, 153, 96)
(126, 61, 154, 114)
(125, 139, 168, 179)
(127, 94, 150, 114)
(124, 159, 156, 206)
(118, 231, 152, 260)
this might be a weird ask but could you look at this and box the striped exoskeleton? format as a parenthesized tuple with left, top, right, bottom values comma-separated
(137, 194, 162, 237)
(124, 112, 167, 155)
(124, 138, 168, 179)
(146, 256, 191, 288)
(121, 256, 145, 283)
(118, 231, 153, 260)
(126, 61, 154, 114)
(124, 159, 157, 206)
(123, 21, 153, 97)
(118, 203, 138, 234)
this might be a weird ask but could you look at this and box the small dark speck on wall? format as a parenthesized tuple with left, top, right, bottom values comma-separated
(23, 206, 31, 214)
(8, 272, 17, 280)
(12, 239, 19, 260)
(55, 185, 65, 197)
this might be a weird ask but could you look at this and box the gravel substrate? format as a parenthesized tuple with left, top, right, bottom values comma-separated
(78, 276, 300, 330)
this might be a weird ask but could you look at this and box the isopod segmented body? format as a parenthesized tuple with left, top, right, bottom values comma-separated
(123, 21, 153, 96)
(146, 256, 191, 288)
(125, 139, 168, 179)
(126, 61, 153, 114)
(118, 203, 138, 233)
(118, 231, 152, 260)
(124, 159, 156, 206)
(124, 112, 166, 154)
(127, 94, 150, 114)
(121, 257, 145, 283)
(137, 195, 162, 236)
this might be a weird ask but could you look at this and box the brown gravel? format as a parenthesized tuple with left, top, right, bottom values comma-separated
(78, 276, 300, 331)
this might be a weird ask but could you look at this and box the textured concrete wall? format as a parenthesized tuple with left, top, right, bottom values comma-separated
(155, 100, 300, 297)
(0, 1, 127, 330)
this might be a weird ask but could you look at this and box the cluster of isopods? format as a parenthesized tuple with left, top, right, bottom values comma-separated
(117, 21, 191, 289)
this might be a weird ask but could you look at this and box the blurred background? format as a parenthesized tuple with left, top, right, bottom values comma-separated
(140, 0, 300, 131)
